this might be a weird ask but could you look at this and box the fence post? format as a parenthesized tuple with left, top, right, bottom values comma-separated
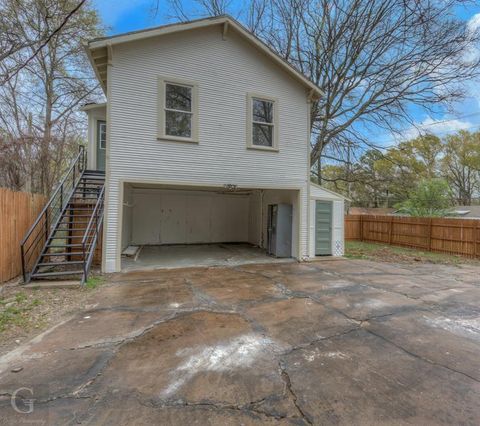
(359, 215, 363, 241)
(388, 216, 393, 244)
(427, 217, 432, 251)
(475, 221, 479, 258)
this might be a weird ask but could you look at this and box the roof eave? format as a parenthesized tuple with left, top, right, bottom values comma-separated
(84, 42, 107, 95)
(310, 182, 351, 201)
(80, 102, 107, 112)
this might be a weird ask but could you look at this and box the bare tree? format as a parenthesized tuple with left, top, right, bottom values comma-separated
(169, 0, 480, 171)
(0, 0, 103, 194)
(0, 0, 87, 84)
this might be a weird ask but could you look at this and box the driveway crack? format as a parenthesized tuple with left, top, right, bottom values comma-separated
(364, 328, 480, 384)
(279, 361, 313, 425)
(138, 394, 300, 422)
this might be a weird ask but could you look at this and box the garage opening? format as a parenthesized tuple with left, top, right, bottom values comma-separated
(120, 183, 299, 270)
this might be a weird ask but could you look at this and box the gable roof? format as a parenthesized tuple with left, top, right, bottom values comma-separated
(84, 15, 323, 96)
(310, 182, 351, 201)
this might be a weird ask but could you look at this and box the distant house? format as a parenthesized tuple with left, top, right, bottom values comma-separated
(449, 206, 480, 219)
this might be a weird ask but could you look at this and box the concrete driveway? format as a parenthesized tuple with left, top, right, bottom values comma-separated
(1, 259, 480, 425)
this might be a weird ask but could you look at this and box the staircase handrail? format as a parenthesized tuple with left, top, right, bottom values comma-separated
(81, 184, 105, 283)
(82, 185, 105, 247)
(20, 146, 86, 282)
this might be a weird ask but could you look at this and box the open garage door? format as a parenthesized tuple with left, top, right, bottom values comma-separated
(130, 188, 250, 245)
(120, 183, 300, 270)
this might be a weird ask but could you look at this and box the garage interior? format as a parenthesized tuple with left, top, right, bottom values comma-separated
(120, 183, 300, 270)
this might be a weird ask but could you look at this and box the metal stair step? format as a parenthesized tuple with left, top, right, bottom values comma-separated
(58, 219, 91, 223)
(49, 235, 92, 240)
(46, 243, 84, 248)
(70, 197, 99, 200)
(61, 214, 96, 217)
(53, 228, 89, 232)
(37, 261, 85, 267)
(41, 252, 86, 256)
(31, 271, 83, 278)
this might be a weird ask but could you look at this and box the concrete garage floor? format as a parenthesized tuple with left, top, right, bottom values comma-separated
(122, 243, 293, 271)
(1, 259, 480, 425)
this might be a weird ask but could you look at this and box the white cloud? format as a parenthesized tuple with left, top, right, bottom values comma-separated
(402, 116, 473, 140)
(467, 13, 480, 33)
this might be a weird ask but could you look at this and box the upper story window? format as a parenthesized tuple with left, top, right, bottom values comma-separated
(158, 77, 198, 143)
(247, 93, 278, 151)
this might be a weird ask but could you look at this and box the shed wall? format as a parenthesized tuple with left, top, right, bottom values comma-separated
(308, 184, 345, 257)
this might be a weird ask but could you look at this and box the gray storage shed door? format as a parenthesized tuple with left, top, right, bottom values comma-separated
(315, 200, 332, 255)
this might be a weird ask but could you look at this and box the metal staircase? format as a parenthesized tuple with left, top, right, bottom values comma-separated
(20, 147, 105, 284)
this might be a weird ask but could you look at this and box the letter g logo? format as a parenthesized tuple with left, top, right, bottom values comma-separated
(11, 387, 34, 414)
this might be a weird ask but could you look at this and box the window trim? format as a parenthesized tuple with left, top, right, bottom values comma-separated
(246, 93, 279, 151)
(158, 76, 199, 143)
(98, 120, 107, 150)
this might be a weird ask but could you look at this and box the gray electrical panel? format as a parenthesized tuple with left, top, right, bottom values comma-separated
(267, 203, 292, 257)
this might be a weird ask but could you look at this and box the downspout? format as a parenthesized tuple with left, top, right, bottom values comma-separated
(260, 189, 264, 248)
(305, 89, 315, 260)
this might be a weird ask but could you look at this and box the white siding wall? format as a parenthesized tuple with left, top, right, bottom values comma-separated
(129, 188, 249, 245)
(104, 26, 310, 271)
(308, 184, 345, 257)
(85, 106, 106, 170)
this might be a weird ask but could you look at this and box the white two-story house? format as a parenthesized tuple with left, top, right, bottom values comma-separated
(83, 15, 345, 274)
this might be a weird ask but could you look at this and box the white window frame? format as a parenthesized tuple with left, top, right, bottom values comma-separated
(158, 76, 199, 143)
(98, 121, 107, 150)
(246, 93, 279, 151)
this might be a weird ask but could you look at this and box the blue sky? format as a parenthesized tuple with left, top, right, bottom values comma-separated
(93, 0, 480, 147)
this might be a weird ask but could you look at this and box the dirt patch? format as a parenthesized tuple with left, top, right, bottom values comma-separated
(0, 278, 103, 356)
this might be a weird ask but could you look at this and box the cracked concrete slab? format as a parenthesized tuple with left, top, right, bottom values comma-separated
(0, 395, 92, 426)
(0, 260, 479, 425)
(313, 284, 424, 321)
(21, 310, 162, 352)
(283, 329, 480, 425)
(84, 395, 303, 425)
(98, 278, 196, 311)
(0, 346, 114, 400)
(94, 312, 287, 407)
(245, 298, 357, 348)
(419, 287, 480, 317)
(366, 310, 480, 381)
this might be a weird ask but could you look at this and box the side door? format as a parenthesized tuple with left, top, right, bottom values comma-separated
(315, 200, 332, 255)
(96, 120, 106, 171)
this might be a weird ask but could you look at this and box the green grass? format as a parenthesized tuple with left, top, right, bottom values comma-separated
(84, 275, 105, 289)
(345, 240, 476, 265)
(0, 293, 43, 332)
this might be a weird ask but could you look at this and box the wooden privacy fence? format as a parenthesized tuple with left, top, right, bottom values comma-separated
(0, 188, 46, 283)
(345, 214, 480, 258)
